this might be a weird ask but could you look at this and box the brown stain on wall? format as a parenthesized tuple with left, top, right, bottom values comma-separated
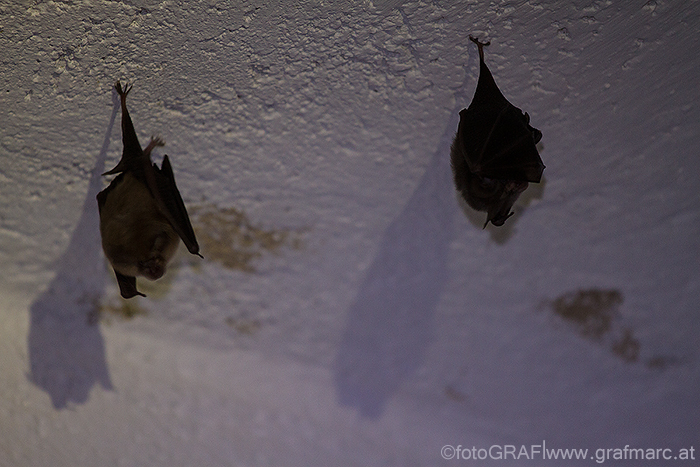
(99, 300, 148, 322)
(546, 288, 680, 368)
(225, 316, 262, 335)
(548, 289, 640, 363)
(610, 328, 640, 363)
(190, 204, 305, 272)
(444, 385, 468, 402)
(551, 289, 623, 340)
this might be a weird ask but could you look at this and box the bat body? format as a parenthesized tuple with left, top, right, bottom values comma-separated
(97, 82, 201, 298)
(451, 36, 544, 227)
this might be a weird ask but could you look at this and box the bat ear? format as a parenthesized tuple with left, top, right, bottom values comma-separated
(524, 112, 543, 144)
(532, 128, 542, 144)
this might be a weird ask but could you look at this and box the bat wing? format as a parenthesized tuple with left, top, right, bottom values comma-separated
(115, 270, 146, 298)
(96, 172, 125, 214)
(458, 45, 544, 183)
(146, 155, 201, 257)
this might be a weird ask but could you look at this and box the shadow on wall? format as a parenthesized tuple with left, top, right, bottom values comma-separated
(333, 111, 459, 418)
(27, 92, 118, 409)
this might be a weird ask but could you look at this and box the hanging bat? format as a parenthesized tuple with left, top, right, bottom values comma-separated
(97, 81, 201, 298)
(451, 36, 544, 227)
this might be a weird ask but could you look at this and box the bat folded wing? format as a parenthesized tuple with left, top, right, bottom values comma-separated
(459, 103, 544, 183)
(149, 156, 202, 257)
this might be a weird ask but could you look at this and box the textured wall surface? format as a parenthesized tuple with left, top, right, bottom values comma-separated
(1, 1, 698, 465)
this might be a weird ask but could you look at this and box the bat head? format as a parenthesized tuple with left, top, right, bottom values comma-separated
(138, 256, 168, 280)
(487, 211, 514, 227)
(484, 180, 529, 227)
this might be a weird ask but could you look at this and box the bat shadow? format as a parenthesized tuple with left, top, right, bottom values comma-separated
(27, 91, 119, 409)
(333, 113, 458, 418)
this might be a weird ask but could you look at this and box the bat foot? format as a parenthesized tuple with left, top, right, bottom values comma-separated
(468, 35, 490, 48)
(144, 136, 166, 157)
(114, 80, 133, 98)
(468, 35, 490, 61)
(150, 136, 165, 147)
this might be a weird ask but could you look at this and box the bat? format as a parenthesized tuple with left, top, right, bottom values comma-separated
(451, 36, 545, 227)
(97, 81, 201, 298)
